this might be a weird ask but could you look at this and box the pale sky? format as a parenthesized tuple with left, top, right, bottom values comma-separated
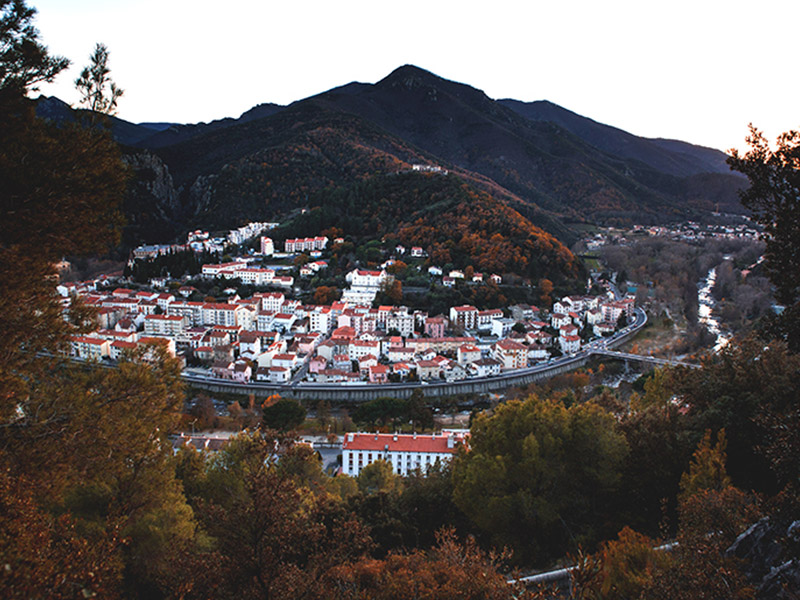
(32, 0, 798, 153)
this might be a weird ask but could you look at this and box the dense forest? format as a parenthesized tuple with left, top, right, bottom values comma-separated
(2, 3, 799, 598)
(277, 172, 580, 285)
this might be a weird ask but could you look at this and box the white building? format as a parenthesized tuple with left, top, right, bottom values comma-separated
(342, 431, 466, 477)
(449, 305, 478, 330)
(143, 314, 188, 337)
(346, 269, 388, 288)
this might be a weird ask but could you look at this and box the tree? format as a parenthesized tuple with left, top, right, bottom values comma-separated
(728, 126, 800, 307)
(0, 7, 194, 594)
(570, 526, 669, 600)
(0, 0, 69, 105)
(679, 429, 732, 502)
(75, 42, 123, 116)
(313, 285, 340, 305)
(452, 395, 628, 565)
(642, 487, 759, 600)
(261, 398, 306, 432)
(172, 432, 372, 600)
(326, 528, 539, 600)
(728, 127, 800, 349)
(357, 460, 402, 496)
(673, 335, 800, 494)
(538, 278, 554, 307)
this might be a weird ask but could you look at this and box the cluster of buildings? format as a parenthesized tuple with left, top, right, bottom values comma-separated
(585, 219, 760, 253)
(200, 260, 294, 287)
(61, 264, 636, 388)
(131, 222, 278, 261)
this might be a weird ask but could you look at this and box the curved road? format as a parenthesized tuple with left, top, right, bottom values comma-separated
(182, 307, 651, 400)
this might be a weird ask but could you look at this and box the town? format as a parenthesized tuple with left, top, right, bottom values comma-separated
(61, 222, 638, 387)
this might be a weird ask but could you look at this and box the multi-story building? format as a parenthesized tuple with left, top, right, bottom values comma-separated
(449, 305, 478, 331)
(309, 306, 333, 333)
(284, 236, 328, 253)
(386, 311, 414, 338)
(201, 303, 246, 328)
(492, 339, 528, 370)
(143, 314, 188, 337)
(342, 431, 467, 477)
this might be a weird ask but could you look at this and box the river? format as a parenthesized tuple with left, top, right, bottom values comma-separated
(697, 264, 732, 352)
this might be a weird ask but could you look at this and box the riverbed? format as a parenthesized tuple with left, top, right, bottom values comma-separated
(697, 264, 732, 352)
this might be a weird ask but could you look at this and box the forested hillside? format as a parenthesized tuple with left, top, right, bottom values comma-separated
(278, 172, 579, 283)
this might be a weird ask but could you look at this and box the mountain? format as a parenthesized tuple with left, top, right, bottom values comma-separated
(134, 102, 285, 148)
(302, 65, 744, 222)
(38, 66, 748, 270)
(498, 99, 732, 177)
(35, 96, 158, 146)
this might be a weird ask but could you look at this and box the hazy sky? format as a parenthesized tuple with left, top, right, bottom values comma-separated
(32, 0, 798, 153)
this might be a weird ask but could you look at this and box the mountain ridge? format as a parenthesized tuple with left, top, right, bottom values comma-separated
(36, 65, 747, 256)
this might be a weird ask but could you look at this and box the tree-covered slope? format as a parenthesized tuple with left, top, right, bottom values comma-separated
(279, 171, 580, 283)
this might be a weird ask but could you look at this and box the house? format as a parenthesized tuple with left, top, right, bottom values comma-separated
(238, 331, 262, 358)
(212, 360, 235, 379)
(342, 431, 467, 477)
(559, 324, 579, 339)
(309, 355, 327, 374)
(527, 344, 550, 361)
(272, 353, 298, 370)
(392, 362, 413, 378)
(332, 354, 352, 371)
(491, 317, 515, 338)
(269, 366, 291, 383)
(477, 308, 503, 330)
(387, 346, 415, 363)
(551, 312, 572, 329)
(232, 361, 252, 383)
(144, 314, 188, 337)
(415, 360, 442, 381)
(424, 316, 447, 338)
(109, 340, 137, 361)
(348, 340, 380, 361)
(194, 346, 216, 362)
(457, 344, 482, 366)
(444, 363, 467, 382)
(559, 335, 581, 354)
(345, 269, 388, 288)
(469, 357, 502, 377)
(593, 322, 616, 337)
(358, 354, 378, 374)
(71, 336, 110, 360)
(492, 339, 528, 370)
(510, 304, 539, 321)
(368, 364, 389, 384)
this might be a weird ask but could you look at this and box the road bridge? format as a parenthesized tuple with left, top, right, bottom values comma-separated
(588, 349, 700, 369)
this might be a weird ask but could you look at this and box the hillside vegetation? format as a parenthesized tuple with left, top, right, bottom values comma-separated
(279, 172, 580, 283)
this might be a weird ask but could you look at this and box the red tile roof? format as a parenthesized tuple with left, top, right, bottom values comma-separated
(343, 432, 464, 454)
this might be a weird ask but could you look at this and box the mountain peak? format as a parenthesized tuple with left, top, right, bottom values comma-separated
(378, 64, 439, 90)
